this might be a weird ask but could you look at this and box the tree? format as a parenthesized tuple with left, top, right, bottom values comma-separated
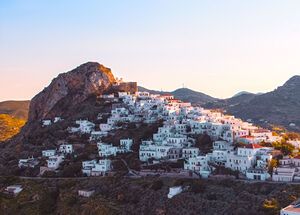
(194, 134, 213, 153)
(268, 159, 278, 174)
(151, 180, 164, 191)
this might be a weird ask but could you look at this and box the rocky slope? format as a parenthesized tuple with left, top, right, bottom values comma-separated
(28, 62, 116, 122)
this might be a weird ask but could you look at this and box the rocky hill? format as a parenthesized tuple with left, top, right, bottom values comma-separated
(0, 100, 30, 120)
(0, 62, 137, 151)
(28, 62, 116, 122)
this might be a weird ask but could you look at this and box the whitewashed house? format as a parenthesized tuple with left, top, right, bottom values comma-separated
(90, 131, 107, 141)
(54, 117, 63, 123)
(118, 92, 129, 98)
(168, 186, 183, 199)
(167, 148, 182, 160)
(182, 147, 199, 158)
(91, 159, 112, 176)
(184, 155, 211, 178)
(82, 159, 112, 176)
(100, 123, 112, 132)
(97, 143, 118, 157)
(272, 167, 295, 182)
(5, 185, 23, 196)
(120, 139, 133, 152)
(246, 168, 270, 181)
(139, 141, 157, 162)
(74, 120, 95, 134)
(47, 155, 64, 170)
(211, 149, 229, 165)
(59, 144, 74, 154)
(42, 119, 52, 127)
(225, 144, 263, 173)
(166, 135, 188, 146)
(82, 160, 97, 176)
(42, 150, 56, 157)
(136, 91, 150, 99)
(78, 189, 95, 198)
(18, 157, 39, 168)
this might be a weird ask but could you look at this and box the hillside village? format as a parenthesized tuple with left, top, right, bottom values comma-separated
(18, 79, 300, 184)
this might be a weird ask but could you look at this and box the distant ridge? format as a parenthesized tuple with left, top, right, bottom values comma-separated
(232, 91, 253, 97)
(0, 100, 30, 119)
(138, 86, 218, 105)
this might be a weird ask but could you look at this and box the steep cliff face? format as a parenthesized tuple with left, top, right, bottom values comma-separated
(28, 62, 115, 122)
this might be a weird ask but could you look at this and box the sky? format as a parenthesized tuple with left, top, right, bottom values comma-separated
(0, 0, 300, 101)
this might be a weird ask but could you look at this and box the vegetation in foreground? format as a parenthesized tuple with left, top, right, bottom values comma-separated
(0, 176, 299, 215)
(0, 114, 26, 142)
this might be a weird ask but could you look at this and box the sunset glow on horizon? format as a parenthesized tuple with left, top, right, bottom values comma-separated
(1, 0, 300, 101)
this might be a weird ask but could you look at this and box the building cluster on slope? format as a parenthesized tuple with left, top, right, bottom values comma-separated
(24, 84, 300, 181)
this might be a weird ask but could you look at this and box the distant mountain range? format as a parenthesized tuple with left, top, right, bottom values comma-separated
(0, 100, 30, 120)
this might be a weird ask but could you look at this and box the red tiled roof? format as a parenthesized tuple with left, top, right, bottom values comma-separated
(252, 129, 270, 133)
(244, 144, 263, 149)
(240, 135, 254, 139)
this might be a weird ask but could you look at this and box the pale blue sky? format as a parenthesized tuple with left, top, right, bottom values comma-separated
(0, 0, 300, 101)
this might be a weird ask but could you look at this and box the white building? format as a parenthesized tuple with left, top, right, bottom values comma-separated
(184, 155, 211, 178)
(100, 123, 112, 132)
(47, 155, 64, 170)
(82, 159, 112, 176)
(280, 198, 300, 215)
(90, 131, 108, 141)
(42, 150, 56, 157)
(18, 157, 39, 168)
(120, 139, 133, 151)
(139, 141, 157, 162)
(272, 167, 295, 182)
(225, 144, 269, 174)
(72, 120, 95, 134)
(42, 119, 52, 127)
(5, 185, 23, 196)
(59, 144, 74, 154)
(246, 168, 270, 181)
(54, 117, 63, 123)
(182, 147, 199, 158)
(78, 189, 95, 198)
(97, 143, 118, 157)
(168, 186, 183, 199)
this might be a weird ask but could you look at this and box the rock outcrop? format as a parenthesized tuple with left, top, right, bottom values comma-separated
(28, 62, 116, 122)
